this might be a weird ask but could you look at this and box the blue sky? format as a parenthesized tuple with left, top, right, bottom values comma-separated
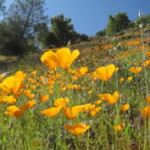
(5, 0, 150, 36)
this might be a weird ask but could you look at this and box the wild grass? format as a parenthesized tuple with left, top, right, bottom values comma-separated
(0, 27, 150, 150)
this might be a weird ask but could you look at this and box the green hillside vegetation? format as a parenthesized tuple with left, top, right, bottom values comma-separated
(1, 1, 150, 150)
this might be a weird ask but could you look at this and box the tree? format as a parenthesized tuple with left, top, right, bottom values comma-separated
(0, 0, 47, 55)
(135, 14, 150, 27)
(34, 22, 58, 48)
(36, 14, 88, 49)
(50, 14, 75, 46)
(106, 12, 131, 35)
(95, 29, 106, 38)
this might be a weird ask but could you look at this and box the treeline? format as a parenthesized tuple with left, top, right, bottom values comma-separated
(96, 12, 150, 38)
(0, 0, 88, 55)
(0, 0, 150, 55)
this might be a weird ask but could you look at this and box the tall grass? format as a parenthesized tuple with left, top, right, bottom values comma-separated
(0, 27, 150, 150)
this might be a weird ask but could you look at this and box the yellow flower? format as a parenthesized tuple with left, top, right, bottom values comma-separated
(41, 50, 57, 70)
(99, 91, 119, 105)
(40, 94, 49, 102)
(145, 51, 150, 56)
(71, 76, 78, 81)
(50, 47, 80, 69)
(76, 67, 88, 77)
(147, 95, 150, 104)
(23, 90, 35, 99)
(64, 123, 90, 135)
(88, 90, 93, 95)
(94, 100, 103, 105)
(80, 103, 91, 112)
(21, 100, 36, 111)
(119, 78, 124, 82)
(129, 66, 142, 74)
(95, 64, 116, 81)
(40, 107, 61, 118)
(127, 77, 133, 81)
(121, 104, 130, 111)
(5, 105, 23, 118)
(143, 60, 150, 67)
(89, 106, 102, 117)
(115, 67, 119, 72)
(113, 122, 125, 131)
(63, 106, 81, 119)
(141, 106, 150, 118)
(53, 97, 69, 109)
(0, 95, 16, 104)
(15, 71, 26, 82)
(0, 71, 26, 95)
(0, 74, 3, 80)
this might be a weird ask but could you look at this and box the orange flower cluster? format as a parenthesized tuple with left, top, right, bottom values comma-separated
(129, 66, 142, 74)
(5, 100, 36, 118)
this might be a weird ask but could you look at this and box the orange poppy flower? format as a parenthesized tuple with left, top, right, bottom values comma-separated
(147, 95, 150, 104)
(23, 90, 35, 99)
(129, 66, 142, 74)
(141, 106, 150, 118)
(94, 100, 103, 105)
(145, 51, 150, 57)
(15, 71, 26, 82)
(127, 77, 133, 81)
(79, 103, 91, 112)
(121, 104, 130, 111)
(89, 106, 102, 117)
(113, 122, 125, 131)
(41, 50, 57, 70)
(40, 107, 61, 118)
(40, 95, 49, 102)
(5, 105, 23, 118)
(95, 64, 116, 81)
(76, 67, 88, 77)
(21, 100, 36, 111)
(143, 60, 150, 67)
(0, 74, 3, 80)
(53, 97, 69, 109)
(0, 95, 16, 104)
(99, 91, 119, 105)
(0, 71, 26, 95)
(119, 78, 124, 82)
(64, 123, 90, 135)
(50, 47, 80, 69)
(63, 106, 81, 119)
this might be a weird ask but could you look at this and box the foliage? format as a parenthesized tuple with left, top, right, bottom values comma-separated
(0, 0, 47, 55)
(135, 14, 150, 27)
(95, 29, 106, 38)
(106, 12, 131, 35)
(36, 14, 88, 48)
(0, 24, 150, 149)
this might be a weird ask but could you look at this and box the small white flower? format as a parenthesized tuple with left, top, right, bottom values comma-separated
(139, 24, 142, 28)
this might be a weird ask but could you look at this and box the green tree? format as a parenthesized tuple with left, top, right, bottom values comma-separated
(106, 12, 131, 35)
(95, 29, 106, 38)
(135, 14, 150, 27)
(0, 0, 47, 55)
(50, 14, 75, 46)
(34, 22, 58, 48)
(36, 14, 88, 48)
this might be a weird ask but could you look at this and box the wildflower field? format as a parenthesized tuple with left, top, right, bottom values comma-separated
(1, 27, 150, 150)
